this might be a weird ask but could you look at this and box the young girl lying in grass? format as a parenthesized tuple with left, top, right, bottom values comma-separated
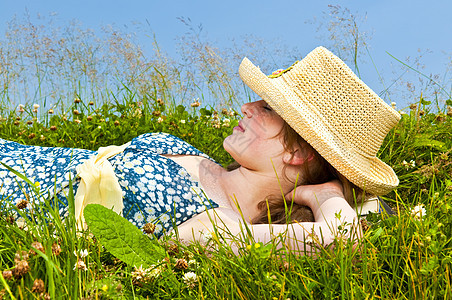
(0, 47, 400, 252)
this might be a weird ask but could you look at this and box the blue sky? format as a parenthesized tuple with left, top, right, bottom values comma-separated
(1, 0, 451, 108)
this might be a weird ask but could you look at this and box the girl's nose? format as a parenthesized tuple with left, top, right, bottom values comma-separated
(241, 102, 253, 118)
(241, 100, 263, 118)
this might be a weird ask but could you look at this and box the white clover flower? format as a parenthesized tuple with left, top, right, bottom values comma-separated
(74, 249, 89, 258)
(73, 259, 88, 271)
(411, 204, 426, 220)
(182, 271, 198, 288)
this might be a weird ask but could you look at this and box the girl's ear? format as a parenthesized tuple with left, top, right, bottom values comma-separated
(283, 149, 314, 165)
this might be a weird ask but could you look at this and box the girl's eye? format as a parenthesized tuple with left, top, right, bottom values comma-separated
(264, 105, 272, 111)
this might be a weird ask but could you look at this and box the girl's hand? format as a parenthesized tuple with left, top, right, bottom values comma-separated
(284, 180, 345, 211)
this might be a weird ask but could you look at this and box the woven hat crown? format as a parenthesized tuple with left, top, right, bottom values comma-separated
(239, 46, 401, 195)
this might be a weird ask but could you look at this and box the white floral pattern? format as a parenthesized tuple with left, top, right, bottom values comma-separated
(0, 133, 219, 237)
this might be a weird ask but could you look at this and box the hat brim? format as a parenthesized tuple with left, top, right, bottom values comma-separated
(238, 55, 399, 195)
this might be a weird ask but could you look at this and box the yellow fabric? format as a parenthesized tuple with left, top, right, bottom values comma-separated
(74, 142, 130, 228)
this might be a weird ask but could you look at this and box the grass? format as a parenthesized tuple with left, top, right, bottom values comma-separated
(0, 92, 451, 299)
(1, 15, 452, 300)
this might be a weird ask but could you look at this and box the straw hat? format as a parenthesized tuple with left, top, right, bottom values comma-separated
(239, 46, 400, 195)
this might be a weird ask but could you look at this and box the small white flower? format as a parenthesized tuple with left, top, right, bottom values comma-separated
(157, 117, 163, 123)
(411, 204, 426, 220)
(180, 119, 186, 124)
(391, 102, 397, 109)
(182, 271, 198, 288)
(33, 103, 40, 109)
(73, 259, 88, 271)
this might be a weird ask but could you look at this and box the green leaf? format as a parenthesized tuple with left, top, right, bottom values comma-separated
(420, 99, 431, 105)
(84, 204, 165, 268)
(446, 99, 452, 106)
(412, 137, 446, 151)
(176, 105, 185, 114)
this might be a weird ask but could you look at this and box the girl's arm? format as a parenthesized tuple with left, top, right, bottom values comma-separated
(176, 181, 361, 254)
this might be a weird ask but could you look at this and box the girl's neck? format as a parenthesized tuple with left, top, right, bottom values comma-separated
(199, 160, 293, 222)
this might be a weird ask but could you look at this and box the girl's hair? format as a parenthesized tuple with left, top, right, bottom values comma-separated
(227, 122, 367, 224)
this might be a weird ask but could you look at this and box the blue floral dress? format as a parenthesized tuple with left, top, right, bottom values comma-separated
(0, 133, 219, 237)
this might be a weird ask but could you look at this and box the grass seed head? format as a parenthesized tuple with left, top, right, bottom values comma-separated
(31, 278, 45, 293)
(52, 242, 62, 256)
(142, 223, 155, 234)
(12, 260, 30, 279)
(175, 258, 188, 270)
(16, 199, 29, 210)
(2, 270, 12, 280)
(30, 241, 45, 255)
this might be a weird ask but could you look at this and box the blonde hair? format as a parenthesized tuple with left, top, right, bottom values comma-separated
(228, 122, 367, 224)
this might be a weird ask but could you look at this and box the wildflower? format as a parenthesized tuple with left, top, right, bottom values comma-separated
(18, 106, 25, 113)
(15, 251, 29, 264)
(74, 97, 81, 104)
(73, 259, 88, 271)
(87, 115, 93, 121)
(409, 103, 417, 110)
(74, 119, 81, 124)
(157, 117, 163, 123)
(182, 271, 198, 288)
(74, 249, 89, 258)
(2, 270, 12, 280)
(419, 110, 425, 116)
(52, 242, 62, 256)
(27, 120, 33, 125)
(48, 109, 54, 114)
(175, 258, 188, 270)
(114, 120, 120, 126)
(31, 278, 45, 293)
(402, 160, 416, 170)
(152, 110, 161, 117)
(180, 119, 186, 124)
(33, 104, 40, 110)
(143, 223, 156, 234)
(131, 265, 148, 282)
(222, 118, 230, 127)
(62, 116, 68, 121)
(16, 199, 28, 210)
(30, 241, 45, 255)
(447, 106, 452, 116)
(28, 133, 36, 139)
(411, 204, 426, 220)
(73, 109, 81, 115)
(40, 135, 45, 141)
(12, 260, 30, 278)
(156, 98, 164, 105)
(89, 101, 94, 106)
(188, 259, 199, 269)
(32, 108, 38, 113)
(229, 110, 235, 117)
(14, 120, 20, 126)
(222, 108, 228, 115)
(391, 102, 396, 110)
(190, 99, 201, 107)
(167, 244, 179, 256)
(50, 125, 57, 131)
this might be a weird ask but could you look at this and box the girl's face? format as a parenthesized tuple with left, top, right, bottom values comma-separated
(223, 100, 287, 171)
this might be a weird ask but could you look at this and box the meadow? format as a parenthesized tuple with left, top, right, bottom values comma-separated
(0, 16, 452, 299)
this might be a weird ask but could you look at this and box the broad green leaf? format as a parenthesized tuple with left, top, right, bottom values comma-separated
(84, 204, 165, 268)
